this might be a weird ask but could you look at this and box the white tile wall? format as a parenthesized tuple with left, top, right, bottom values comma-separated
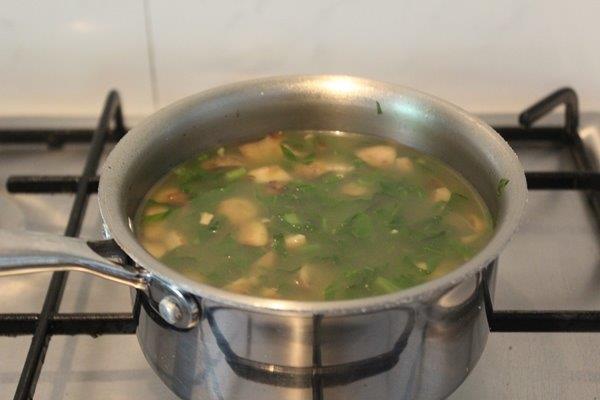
(148, 0, 600, 113)
(1, 0, 600, 116)
(0, 0, 153, 117)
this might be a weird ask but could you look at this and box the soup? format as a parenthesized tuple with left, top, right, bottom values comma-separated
(136, 131, 493, 301)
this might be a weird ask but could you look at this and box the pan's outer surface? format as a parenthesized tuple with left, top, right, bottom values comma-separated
(96, 75, 526, 399)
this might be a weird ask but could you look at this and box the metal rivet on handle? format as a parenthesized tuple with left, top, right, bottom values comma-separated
(158, 296, 184, 325)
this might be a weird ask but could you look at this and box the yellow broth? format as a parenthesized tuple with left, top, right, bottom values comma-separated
(135, 131, 493, 301)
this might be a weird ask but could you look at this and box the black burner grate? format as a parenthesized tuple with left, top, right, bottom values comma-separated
(486, 88, 600, 332)
(0, 88, 598, 399)
(0, 91, 139, 400)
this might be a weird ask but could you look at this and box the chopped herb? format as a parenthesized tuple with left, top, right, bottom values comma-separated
(197, 153, 210, 162)
(376, 101, 383, 115)
(373, 276, 399, 293)
(422, 230, 446, 241)
(321, 216, 329, 231)
(324, 284, 337, 300)
(446, 239, 474, 259)
(280, 143, 297, 161)
(173, 164, 210, 192)
(302, 152, 316, 165)
(272, 233, 287, 255)
(446, 192, 469, 211)
(352, 158, 367, 167)
(143, 209, 171, 223)
(207, 218, 220, 233)
(349, 213, 373, 238)
(224, 167, 247, 181)
(412, 215, 444, 240)
(315, 254, 341, 264)
(388, 213, 404, 229)
(283, 213, 301, 225)
(415, 158, 434, 172)
(299, 243, 321, 255)
(497, 178, 510, 196)
(380, 180, 424, 199)
(280, 144, 315, 164)
(345, 267, 376, 288)
(320, 173, 343, 186)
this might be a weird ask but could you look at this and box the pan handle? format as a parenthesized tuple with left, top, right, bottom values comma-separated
(0, 229, 149, 291)
(0, 229, 200, 329)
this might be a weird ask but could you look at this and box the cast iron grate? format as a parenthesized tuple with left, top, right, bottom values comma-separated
(0, 87, 598, 400)
(0, 91, 139, 400)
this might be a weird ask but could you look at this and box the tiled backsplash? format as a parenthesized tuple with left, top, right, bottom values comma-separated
(1, 0, 600, 117)
(0, 1, 153, 117)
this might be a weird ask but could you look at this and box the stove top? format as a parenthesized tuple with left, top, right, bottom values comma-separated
(0, 88, 598, 399)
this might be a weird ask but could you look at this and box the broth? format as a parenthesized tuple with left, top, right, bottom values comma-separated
(135, 131, 493, 301)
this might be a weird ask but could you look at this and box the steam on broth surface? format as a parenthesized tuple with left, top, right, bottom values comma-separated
(136, 131, 493, 301)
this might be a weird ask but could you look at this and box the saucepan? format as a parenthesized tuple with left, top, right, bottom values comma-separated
(0, 76, 526, 399)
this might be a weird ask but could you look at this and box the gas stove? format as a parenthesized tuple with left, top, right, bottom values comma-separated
(0, 88, 598, 399)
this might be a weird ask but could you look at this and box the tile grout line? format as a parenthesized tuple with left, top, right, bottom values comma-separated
(143, 0, 160, 110)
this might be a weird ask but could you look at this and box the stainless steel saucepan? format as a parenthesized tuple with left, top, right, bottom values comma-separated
(0, 75, 527, 400)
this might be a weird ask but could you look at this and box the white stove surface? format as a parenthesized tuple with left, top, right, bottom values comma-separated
(0, 114, 599, 399)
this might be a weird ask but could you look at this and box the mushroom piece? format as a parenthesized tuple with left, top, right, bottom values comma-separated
(395, 157, 414, 174)
(248, 165, 291, 184)
(460, 233, 480, 244)
(199, 212, 214, 226)
(265, 180, 286, 194)
(447, 212, 487, 234)
(224, 276, 259, 294)
(355, 145, 397, 169)
(340, 182, 370, 197)
(466, 214, 486, 233)
(142, 222, 168, 241)
(141, 240, 167, 259)
(201, 155, 244, 170)
(252, 251, 277, 269)
(296, 264, 318, 288)
(327, 162, 354, 174)
(235, 220, 269, 247)
(432, 187, 451, 203)
(145, 204, 169, 217)
(415, 261, 429, 273)
(152, 186, 188, 206)
(294, 161, 354, 179)
(239, 133, 283, 163)
(217, 197, 258, 225)
(284, 234, 306, 249)
(164, 230, 185, 251)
